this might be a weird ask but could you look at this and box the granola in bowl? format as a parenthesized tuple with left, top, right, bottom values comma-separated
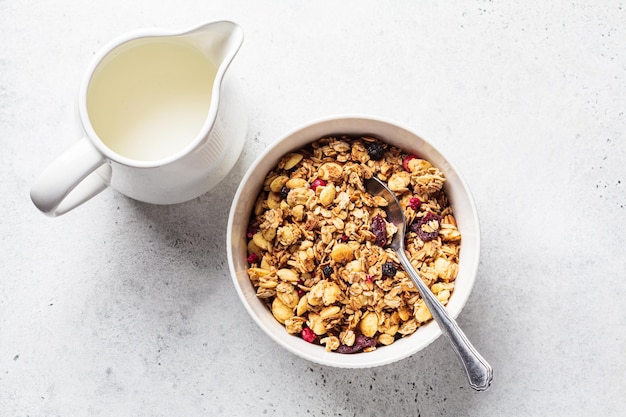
(244, 135, 461, 354)
(227, 115, 480, 368)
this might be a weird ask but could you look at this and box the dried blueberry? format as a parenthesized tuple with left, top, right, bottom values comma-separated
(410, 212, 441, 242)
(322, 265, 334, 277)
(280, 185, 289, 199)
(366, 143, 385, 160)
(370, 214, 387, 247)
(381, 262, 397, 277)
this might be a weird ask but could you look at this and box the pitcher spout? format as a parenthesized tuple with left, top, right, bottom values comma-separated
(181, 21, 244, 73)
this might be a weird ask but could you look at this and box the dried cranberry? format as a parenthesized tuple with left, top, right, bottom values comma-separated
(322, 265, 333, 278)
(340, 234, 349, 242)
(410, 212, 441, 242)
(336, 334, 377, 354)
(246, 227, 257, 239)
(403, 154, 419, 172)
(370, 214, 387, 247)
(280, 185, 289, 199)
(366, 275, 374, 283)
(301, 327, 316, 343)
(381, 262, 397, 277)
(366, 143, 385, 160)
(408, 197, 421, 210)
(336, 345, 354, 354)
(311, 179, 327, 190)
(247, 253, 259, 264)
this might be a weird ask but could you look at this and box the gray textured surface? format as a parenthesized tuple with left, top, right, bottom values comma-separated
(1, 1, 625, 416)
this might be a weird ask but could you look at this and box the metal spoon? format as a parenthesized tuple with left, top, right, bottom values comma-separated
(365, 177, 493, 391)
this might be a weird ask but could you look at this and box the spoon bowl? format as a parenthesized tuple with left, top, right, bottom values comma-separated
(365, 176, 493, 391)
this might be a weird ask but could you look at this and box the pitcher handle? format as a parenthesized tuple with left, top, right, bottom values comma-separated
(30, 138, 109, 217)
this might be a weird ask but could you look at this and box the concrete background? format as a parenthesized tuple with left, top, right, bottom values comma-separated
(1, 1, 625, 416)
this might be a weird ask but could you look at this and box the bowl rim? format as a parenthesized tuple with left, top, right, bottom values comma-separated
(227, 114, 480, 368)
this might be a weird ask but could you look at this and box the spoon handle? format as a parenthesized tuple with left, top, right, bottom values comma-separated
(398, 250, 493, 391)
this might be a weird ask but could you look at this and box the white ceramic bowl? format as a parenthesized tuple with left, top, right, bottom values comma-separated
(227, 115, 480, 368)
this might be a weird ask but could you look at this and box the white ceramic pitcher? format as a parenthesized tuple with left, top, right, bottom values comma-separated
(30, 21, 247, 216)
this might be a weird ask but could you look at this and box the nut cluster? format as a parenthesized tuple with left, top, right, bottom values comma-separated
(246, 136, 461, 353)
